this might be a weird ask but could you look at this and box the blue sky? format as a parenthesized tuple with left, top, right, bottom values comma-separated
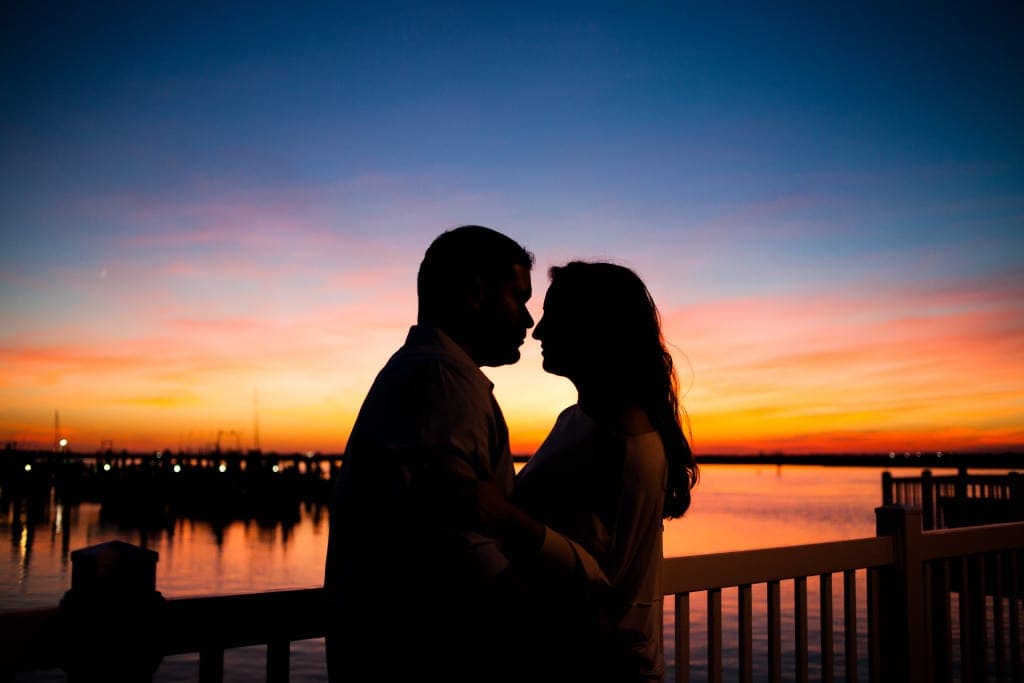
(2, 2, 1022, 454)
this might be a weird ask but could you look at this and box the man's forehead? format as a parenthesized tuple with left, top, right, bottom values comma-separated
(510, 263, 532, 296)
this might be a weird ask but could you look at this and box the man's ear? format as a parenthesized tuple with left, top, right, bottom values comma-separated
(465, 275, 487, 312)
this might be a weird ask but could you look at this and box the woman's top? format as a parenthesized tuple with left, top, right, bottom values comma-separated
(515, 403, 669, 680)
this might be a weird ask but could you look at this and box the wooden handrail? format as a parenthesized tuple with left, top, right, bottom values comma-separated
(162, 588, 327, 655)
(662, 536, 893, 594)
(919, 519, 1024, 560)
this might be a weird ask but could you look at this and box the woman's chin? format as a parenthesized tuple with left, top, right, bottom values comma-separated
(541, 359, 566, 377)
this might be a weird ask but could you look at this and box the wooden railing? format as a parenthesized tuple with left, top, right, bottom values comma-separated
(1, 506, 1022, 682)
(667, 506, 1023, 683)
(663, 535, 893, 682)
(884, 467, 1023, 530)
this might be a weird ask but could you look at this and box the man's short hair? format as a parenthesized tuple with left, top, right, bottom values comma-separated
(417, 225, 534, 317)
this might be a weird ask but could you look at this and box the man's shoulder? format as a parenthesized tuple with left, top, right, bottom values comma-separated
(383, 344, 475, 383)
(381, 332, 488, 391)
(355, 346, 490, 418)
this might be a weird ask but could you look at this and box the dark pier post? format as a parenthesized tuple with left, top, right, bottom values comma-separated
(875, 504, 927, 683)
(881, 471, 893, 506)
(956, 466, 968, 502)
(920, 469, 934, 531)
(58, 541, 165, 682)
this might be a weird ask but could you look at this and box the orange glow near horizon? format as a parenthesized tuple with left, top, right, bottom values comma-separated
(2, 269, 1022, 457)
(4, 280, 1019, 456)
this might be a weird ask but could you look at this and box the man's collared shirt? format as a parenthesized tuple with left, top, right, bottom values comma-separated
(326, 324, 515, 600)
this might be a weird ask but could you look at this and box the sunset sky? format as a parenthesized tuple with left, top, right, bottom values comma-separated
(2, 3, 1022, 456)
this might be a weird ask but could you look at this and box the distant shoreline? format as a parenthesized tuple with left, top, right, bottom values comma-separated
(4, 448, 1020, 470)
(679, 452, 1023, 469)
(513, 451, 1023, 469)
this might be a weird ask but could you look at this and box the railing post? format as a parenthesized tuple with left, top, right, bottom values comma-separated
(58, 540, 165, 682)
(875, 505, 927, 683)
(881, 471, 893, 506)
(920, 470, 934, 531)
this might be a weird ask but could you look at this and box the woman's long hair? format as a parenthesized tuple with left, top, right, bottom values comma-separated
(548, 261, 699, 518)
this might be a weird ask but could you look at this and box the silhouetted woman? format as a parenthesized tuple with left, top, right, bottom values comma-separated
(513, 261, 699, 681)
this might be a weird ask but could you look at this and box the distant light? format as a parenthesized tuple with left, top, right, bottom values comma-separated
(937, 451, 943, 458)
(59, 438, 68, 448)
(218, 464, 227, 473)
(173, 464, 182, 473)
(155, 450, 163, 458)
(103, 463, 112, 472)
(272, 465, 280, 473)
(24, 464, 32, 472)
(304, 451, 315, 458)
(888, 452, 896, 459)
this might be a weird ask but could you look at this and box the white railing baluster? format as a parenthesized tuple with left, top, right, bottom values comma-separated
(819, 573, 833, 683)
(794, 575, 808, 682)
(674, 592, 689, 683)
(1009, 551, 1021, 682)
(959, 555, 974, 680)
(867, 568, 880, 683)
(199, 647, 224, 683)
(930, 559, 954, 683)
(843, 569, 858, 683)
(738, 584, 752, 683)
(768, 579, 781, 683)
(267, 639, 289, 683)
(707, 588, 723, 683)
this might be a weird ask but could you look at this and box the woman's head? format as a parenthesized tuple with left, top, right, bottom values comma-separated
(533, 261, 663, 389)
(533, 260, 698, 518)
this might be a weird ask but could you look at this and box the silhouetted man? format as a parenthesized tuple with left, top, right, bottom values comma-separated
(323, 225, 539, 682)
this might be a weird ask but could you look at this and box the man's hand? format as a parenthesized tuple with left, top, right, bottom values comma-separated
(474, 477, 545, 557)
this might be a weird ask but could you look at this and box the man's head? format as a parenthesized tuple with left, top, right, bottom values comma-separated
(417, 225, 535, 367)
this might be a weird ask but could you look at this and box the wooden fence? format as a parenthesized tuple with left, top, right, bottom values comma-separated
(668, 506, 1023, 683)
(1, 505, 1021, 682)
(884, 468, 1023, 530)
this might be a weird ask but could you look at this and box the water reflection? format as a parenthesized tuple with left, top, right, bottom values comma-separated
(0, 464, 897, 608)
(0, 484, 331, 612)
(3, 491, 57, 589)
(0, 450, 338, 593)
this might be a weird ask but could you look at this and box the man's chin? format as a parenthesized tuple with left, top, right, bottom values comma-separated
(480, 348, 521, 368)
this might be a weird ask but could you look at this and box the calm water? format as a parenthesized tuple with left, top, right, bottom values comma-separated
(1, 464, 955, 681)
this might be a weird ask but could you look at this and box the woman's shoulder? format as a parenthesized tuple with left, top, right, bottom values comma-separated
(613, 405, 656, 437)
(577, 401, 654, 435)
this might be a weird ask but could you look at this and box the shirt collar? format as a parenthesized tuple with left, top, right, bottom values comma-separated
(405, 325, 494, 391)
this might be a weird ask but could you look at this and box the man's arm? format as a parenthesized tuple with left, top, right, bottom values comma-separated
(472, 477, 610, 589)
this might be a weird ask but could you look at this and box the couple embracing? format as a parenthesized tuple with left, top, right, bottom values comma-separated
(323, 225, 698, 682)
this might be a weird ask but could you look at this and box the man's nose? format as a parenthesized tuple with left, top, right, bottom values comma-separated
(523, 308, 534, 330)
